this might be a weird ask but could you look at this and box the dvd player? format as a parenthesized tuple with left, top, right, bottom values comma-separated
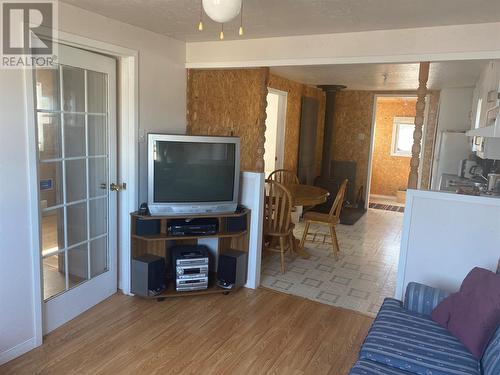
(168, 218, 218, 236)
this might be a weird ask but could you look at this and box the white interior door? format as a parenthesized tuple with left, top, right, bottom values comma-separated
(264, 89, 287, 177)
(35, 43, 117, 333)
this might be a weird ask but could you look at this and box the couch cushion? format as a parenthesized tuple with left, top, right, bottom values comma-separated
(359, 298, 480, 375)
(349, 359, 415, 375)
(482, 326, 500, 375)
(431, 267, 500, 359)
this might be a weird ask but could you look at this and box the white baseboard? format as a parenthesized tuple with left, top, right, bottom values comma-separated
(0, 337, 37, 366)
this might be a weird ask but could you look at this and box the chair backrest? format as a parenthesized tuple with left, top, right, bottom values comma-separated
(264, 180, 292, 235)
(329, 179, 348, 221)
(268, 169, 299, 185)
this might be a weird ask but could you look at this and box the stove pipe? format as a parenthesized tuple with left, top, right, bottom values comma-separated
(318, 85, 346, 177)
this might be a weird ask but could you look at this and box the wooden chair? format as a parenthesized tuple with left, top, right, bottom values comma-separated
(268, 169, 300, 222)
(299, 179, 348, 260)
(263, 179, 295, 273)
(267, 169, 299, 185)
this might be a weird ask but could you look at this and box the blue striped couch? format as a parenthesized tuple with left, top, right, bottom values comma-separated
(349, 282, 500, 375)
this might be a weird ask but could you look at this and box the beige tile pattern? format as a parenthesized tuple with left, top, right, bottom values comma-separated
(261, 208, 403, 316)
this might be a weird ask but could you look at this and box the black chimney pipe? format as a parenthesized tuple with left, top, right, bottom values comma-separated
(318, 85, 346, 177)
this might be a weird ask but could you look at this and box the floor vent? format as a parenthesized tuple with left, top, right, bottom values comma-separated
(369, 203, 404, 213)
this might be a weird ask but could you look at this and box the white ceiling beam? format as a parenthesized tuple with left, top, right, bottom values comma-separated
(186, 22, 500, 68)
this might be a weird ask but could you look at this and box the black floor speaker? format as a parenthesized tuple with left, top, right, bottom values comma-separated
(217, 249, 247, 289)
(131, 254, 166, 297)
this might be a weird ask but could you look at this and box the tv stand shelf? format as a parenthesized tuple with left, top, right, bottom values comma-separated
(130, 209, 250, 300)
(149, 273, 231, 300)
(132, 230, 247, 242)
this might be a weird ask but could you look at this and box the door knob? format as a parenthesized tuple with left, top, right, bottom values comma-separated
(110, 183, 126, 192)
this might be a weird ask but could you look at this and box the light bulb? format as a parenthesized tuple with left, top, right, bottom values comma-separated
(198, 21, 204, 31)
(219, 30, 224, 40)
(239, 26, 244, 36)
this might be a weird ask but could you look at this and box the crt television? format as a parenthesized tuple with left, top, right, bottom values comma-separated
(148, 134, 240, 216)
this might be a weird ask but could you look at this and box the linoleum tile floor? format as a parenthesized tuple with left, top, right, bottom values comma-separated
(260, 208, 403, 317)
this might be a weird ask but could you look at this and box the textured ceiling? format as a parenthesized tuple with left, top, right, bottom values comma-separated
(60, 0, 500, 42)
(270, 60, 489, 90)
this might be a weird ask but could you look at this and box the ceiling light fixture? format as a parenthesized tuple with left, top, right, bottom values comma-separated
(220, 24, 224, 40)
(198, 0, 244, 39)
(198, 1, 204, 31)
(238, 1, 244, 36)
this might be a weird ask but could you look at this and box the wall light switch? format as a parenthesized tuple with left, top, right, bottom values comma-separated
(358, 133, 365, 141)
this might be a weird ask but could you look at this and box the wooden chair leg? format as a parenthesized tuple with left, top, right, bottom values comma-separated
(300, 220, 311, 249)
(329, 224, 340, 260)
(279, 236, 286, 273)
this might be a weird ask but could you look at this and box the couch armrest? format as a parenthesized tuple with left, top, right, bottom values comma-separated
(403, 282, 450, 316)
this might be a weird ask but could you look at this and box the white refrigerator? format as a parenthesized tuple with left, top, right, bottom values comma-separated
(430, 131, 472, 190)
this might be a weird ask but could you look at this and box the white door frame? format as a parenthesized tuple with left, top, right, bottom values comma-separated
(366, 94, 429, 208)
(25, 31, 138, 347)
(267, 88, 287, 171)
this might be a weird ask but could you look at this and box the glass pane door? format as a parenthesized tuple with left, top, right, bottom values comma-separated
(36, 64, 109, 301)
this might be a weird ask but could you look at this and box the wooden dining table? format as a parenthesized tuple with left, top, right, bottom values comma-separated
(283, 183, 330, 259)
(284, 184, 330, 207)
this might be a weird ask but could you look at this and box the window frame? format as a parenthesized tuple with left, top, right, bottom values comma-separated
(391, 116, 415, 157)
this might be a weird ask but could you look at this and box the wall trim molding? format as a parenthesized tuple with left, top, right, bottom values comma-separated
(240, 172, 265, 289)
(0, 337, 37, 366)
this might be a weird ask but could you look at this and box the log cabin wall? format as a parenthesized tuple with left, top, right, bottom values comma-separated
(268, 74, 326, 176)
(186, 68, 269, 172)
(330, 90, 440, 198)
(419, 91, 440, 189)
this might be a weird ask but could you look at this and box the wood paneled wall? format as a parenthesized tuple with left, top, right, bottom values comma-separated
(331, 91, 375, 197)
(371, 98, 416, 196)
(186, 69, 325, 175)
(268, 74, 326, 176)
(330, 90, 440, 198)
(186, 68, 269, 172)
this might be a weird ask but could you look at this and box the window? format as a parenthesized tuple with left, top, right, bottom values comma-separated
(391, 117, 415, 157)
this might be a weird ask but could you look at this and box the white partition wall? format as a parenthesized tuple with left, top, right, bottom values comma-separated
(239, 172, 265, 289)
(396, 190, 500, 299)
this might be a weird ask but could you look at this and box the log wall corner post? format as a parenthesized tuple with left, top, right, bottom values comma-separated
(407, 62, 430, 189)
(255, 68, 270, 173)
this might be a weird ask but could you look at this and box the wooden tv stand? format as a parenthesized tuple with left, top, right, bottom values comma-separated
(130, 208, 250, 301)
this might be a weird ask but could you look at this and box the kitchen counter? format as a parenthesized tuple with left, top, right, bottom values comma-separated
(438, 173, 500, 198)
(396, 189, 500, 299)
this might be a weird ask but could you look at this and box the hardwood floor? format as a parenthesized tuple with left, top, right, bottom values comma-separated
(1, 288, 373, 375)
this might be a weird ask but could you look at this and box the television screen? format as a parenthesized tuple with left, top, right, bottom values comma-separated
(153, 141, 236, 203)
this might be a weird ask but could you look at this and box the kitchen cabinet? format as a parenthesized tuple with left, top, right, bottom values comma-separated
(467, 60, 500, 137)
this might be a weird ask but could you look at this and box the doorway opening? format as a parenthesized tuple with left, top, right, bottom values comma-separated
(264, 88, 287, 177)
(367, 95, 425, 210)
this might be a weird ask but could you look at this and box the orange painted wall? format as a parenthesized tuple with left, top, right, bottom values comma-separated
(371, 98, 416, 196)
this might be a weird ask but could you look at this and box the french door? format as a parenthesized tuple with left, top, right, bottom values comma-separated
(35, 44, 117, 333)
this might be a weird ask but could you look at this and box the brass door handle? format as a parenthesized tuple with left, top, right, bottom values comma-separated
(110, 183, 126, 192)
